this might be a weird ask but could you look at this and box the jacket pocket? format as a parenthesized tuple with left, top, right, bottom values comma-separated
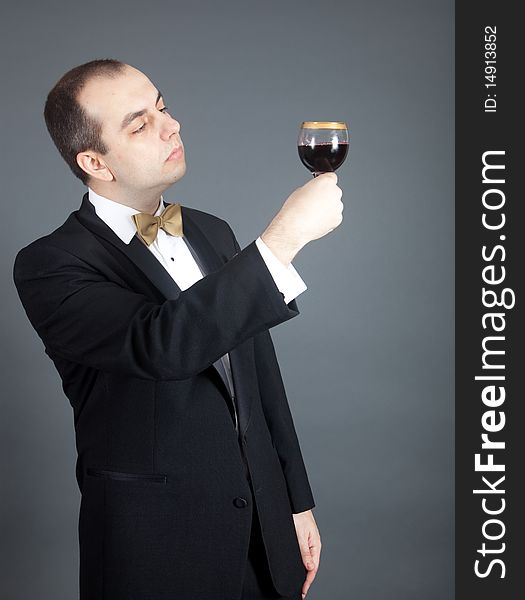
(86, 467, 167, 484)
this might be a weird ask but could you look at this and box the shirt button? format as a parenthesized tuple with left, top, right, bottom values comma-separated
(170, 257, 175, 261)
(233, 497, 248, 508)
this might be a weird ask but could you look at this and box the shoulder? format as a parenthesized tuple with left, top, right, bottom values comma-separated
(15, 211, 81, 253)
(13, 211, 91, 284)
(181, 204, 238, 250)
(181, 205, 232, 233)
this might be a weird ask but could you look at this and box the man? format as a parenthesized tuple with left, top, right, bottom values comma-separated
(13, 59, 343, 600)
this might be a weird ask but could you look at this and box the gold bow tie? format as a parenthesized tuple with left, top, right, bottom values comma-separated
(132, 202, 183, 246)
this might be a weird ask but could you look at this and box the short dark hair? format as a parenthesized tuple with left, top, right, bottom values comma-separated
(44, 58, 127, 186)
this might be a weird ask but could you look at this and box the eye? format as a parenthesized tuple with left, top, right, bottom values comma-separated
(132, 107, 170, 134)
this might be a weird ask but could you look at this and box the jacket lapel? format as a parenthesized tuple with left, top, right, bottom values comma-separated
(75, 193, 251, 429)
(76, 193, 182, 299)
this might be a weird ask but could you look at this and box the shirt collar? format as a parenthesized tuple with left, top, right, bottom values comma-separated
(87, 187, 166, 244)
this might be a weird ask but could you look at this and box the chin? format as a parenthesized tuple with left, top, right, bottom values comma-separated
(168, 162, 187, 182)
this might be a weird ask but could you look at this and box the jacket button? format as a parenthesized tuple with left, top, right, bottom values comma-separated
(233, 496, 248, 508)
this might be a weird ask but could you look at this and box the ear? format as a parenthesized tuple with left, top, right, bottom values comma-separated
(76, 151, 115, 182)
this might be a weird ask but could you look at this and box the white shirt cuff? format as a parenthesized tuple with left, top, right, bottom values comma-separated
(255, 237, 307, 304)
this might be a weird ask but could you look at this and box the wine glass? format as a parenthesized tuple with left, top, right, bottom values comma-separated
(298, 121, 349, 177)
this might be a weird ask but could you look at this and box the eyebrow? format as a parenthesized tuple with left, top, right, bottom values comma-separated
(120, 89, 163, 130)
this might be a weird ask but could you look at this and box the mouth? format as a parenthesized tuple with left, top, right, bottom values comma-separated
(166, 146, 183, 161)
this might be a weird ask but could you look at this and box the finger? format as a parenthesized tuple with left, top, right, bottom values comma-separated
(300, 547, 314, 571)
(309, 541, 322, 566)
(320, 171, 338, 184)
(301, 531, 321, 598)
(302, 568, 317, 597)
(302, 553, 318, 595)
(298, 537, 313, 570)
(308, 528, 322, 558)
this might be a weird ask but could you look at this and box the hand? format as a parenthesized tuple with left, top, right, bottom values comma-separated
(292, 509, 321, 599)
(279, 172, 344, 245)
(261, 173, 344, 266)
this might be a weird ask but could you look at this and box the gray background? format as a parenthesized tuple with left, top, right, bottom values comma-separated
(0, 0, 454, 598)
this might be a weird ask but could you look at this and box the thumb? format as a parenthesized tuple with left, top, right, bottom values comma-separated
(319, 171, 338, 184)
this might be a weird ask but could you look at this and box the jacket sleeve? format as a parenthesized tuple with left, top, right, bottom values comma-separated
(228, 229, 315, 513)
(253, 328, 316, 514)
(13, 237, 299, 381)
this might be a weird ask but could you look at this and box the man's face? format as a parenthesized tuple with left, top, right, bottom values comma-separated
(78, 65, 186, 193)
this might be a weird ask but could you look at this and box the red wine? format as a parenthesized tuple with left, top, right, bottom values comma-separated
(298, 142, 349, 173)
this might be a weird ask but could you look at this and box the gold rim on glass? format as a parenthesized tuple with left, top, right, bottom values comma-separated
(301, 121, 347, 130)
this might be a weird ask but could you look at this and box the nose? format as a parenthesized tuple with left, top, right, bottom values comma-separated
(161, 114, 180, 141)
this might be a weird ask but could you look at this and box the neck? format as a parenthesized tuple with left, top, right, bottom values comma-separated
(88, 183, 166, 215)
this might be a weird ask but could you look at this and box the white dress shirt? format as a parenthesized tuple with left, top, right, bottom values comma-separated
(87, 188, 307, 407)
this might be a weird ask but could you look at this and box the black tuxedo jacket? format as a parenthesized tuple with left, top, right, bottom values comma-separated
(13, 193, 315, 600)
